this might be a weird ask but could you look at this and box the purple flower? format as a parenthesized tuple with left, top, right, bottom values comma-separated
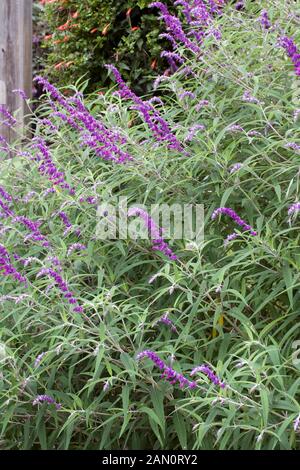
(285, 142, 300, 153)
(13, 215, 50, 247)
(150, 2, 200, 53)
(179, 90, 196, 101)
(159, 33, 177, 49)
(34, 352, 46, 367)
(153, 75, 168, 90)
(103, 381, 110, 392)
(229, 163, 243, 174)
(224, 232, 238, 246)
(12, 89, 28, 100)
(0, 244, 27, 285)
(235, 1, 244, 11)
(137, 350, 197, 389)
(0, 105, 17, 127)
(294, 414, 300, 432)
(227, 124, 244, 133)
(288, 202, 300, 216)
(37, 268, 84, 314)
(212, 207, 257, 236)
(185, 123, 206, 142)
(156, 312, 178, 333)
(106, 64, 182, 152)
(67, 243, 86, 256)
(195, 99, 209, 111)
(43, 188, 56, 197)
(294, 109, 300, 122)
(161, 50, 185, 67)
(58, 211, 72, 234)
(247, 130, 262, 137)
(33, 394, 61, 409)
(0, 135, 9, 151)
(279, 36, 300, 77)
(32, 138, 75, 195)
(0, 186, 13, 202)
(40, 118, 58, 132)
(128, 207, 177, 260)
(22, 191, 37, 203)
(190, 364, 226, 388)
(260, 10, 271, 30)
(242, 91, 261, 104)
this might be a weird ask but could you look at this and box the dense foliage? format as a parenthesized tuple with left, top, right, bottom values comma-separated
(1, 0, 300, 450)
(38, 0, 175, 94)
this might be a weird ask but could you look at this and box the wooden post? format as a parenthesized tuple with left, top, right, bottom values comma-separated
(0, 0, 32, 144)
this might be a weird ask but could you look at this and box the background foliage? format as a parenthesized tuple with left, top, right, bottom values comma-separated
(38, 0, 174, 94)
(1, 0, 300, 450)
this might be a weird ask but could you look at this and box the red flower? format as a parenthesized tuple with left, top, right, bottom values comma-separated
(131, 26, 140, 32)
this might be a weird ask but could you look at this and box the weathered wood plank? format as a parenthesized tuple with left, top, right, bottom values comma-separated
(0, 0, 32, 144)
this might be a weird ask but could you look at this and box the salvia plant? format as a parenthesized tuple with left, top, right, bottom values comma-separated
(1, 0, 300, 450)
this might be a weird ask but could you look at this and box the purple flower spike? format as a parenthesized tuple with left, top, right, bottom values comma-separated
(38, 268, 83, 314)
(224, 232, 238, 246)
(0, 186, 13, 202)
(260, 10, 271, 30)
(128, 207, 177, 260)
(34, 352, 46, 367)
(288, 202, 300, 216)
(294, 414, 300, 432)
(106, 64, 182, 152)
(12, 89, 28, 100)
(150, 2, 200, 53)
(67, 243, 86, 256)
(157, 312, 178, 333)
(137, 350, 196, 389)
(32, 138, 75, 195)
(32, 394, 61, 410)
(0, 105, 17, 127)
(279, 36, 300, 77)
(0, 244, 27, 285)
(211, 207, 257, 236)
(229, 163, 243, 174)
(190, 364, 226, 388)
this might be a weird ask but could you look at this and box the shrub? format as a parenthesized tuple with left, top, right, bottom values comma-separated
(38, 0, 175, 94)
(1, 0, 300, 450)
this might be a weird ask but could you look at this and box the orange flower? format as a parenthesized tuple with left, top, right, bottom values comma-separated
(54, 62, 65, 70)
(72, 11, 79, 19)
(90, 28, 98, 34)
(44, 34, 53, 41)
(151, 59, 157, 70)
(53, 39, 62, 45)
(131, 26, 140, 32)
(102, 24, 110, 36)
(63, 35, 70, 42)
(58, 20, 70, 31)
(65, 61, 74, 68)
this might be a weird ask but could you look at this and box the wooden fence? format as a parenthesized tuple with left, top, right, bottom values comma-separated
(0, 0, 32, 143)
